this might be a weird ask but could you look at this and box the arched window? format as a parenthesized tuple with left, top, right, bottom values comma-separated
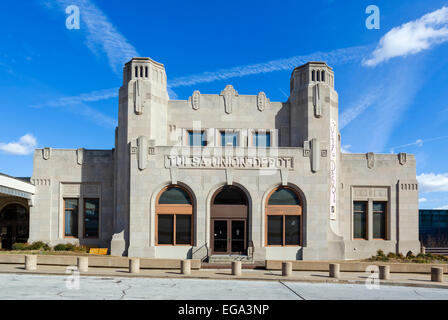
(135, 66, 138, 78)
(311, 70, 315, 81)
(316, 70, 320, 82)
(156, 186, 193, 246)
(266, 187, 302, 246)
(321, 70, 325, 82)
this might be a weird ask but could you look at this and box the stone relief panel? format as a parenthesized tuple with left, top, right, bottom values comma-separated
(257, 92, 270, 112)
(352, 186, 389, 200)
(190, 90, 200, 110)
(220, 85, 238, 114)
(366, 152, 375, 169)
(398, 152, 407, 165)
(42, 148, 51, 160)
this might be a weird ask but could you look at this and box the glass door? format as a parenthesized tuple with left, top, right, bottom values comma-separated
(212, 220, 228, 254)
(231, 220, 246, 254)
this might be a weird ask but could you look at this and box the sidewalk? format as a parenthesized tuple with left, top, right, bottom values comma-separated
(1, 263, 447, 290)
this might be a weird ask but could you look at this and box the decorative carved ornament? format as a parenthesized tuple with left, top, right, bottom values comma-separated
(257, 92, 270, 112)
(42, 148, 51, 160)
(76, 148, 84, 165)
(398, 152, 407, 165)
(366, 152, 375, 169)
(191, 90, 200, 110)
(220, 85, 238, 114)
(313, 83, 323, 118)
(134, 79, 144, 115)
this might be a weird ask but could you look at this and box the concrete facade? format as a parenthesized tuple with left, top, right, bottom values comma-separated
(29, 57, 420, 260)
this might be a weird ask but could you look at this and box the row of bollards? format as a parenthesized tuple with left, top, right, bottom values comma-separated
(22, 255, 446, 282)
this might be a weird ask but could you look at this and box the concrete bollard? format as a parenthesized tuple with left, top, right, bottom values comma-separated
(379, 265, 390, 280)
(181, 259, 191, 275)
(431, 267, 444, 282)
(232, 261, 242, 276)
(77, 257, 88, 272)
(282, 261, 292, 277)
(329, 263, 340, 278)
(25, 255, 37, 271)
(129, 258, 140, 274)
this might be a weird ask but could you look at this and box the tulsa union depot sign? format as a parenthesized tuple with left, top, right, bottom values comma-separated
(165, 155, 294, 169)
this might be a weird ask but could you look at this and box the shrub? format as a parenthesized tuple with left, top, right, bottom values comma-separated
(377, 249, 385, 257)
(28, 241, 51, 251)
(12, 243, 30, 250)
(406, 251, 415, 259)
(387, 252, 397, 259)
(397, 252, 405, 259)
(53, 243, 80, 252)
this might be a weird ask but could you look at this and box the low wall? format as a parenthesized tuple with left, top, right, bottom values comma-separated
(265, 260, 448, 274)
(0, 254, 201, 270)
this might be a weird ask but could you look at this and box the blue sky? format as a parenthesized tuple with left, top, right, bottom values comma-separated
(0, 0, 447, 209)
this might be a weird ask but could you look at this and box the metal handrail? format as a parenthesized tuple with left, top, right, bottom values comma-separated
(192, 243, 209, 262)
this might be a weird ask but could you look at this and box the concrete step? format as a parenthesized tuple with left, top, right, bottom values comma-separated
(208, 255, 254, 264)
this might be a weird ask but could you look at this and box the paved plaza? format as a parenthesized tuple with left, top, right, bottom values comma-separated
(1, 272, 448, 300)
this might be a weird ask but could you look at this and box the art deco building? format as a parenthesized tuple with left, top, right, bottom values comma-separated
(20, 57, 420, 261)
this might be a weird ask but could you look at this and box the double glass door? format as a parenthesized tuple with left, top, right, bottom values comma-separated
(212, 219, 246, 254)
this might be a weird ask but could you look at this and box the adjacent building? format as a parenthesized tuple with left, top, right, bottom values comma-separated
(22, 57, 421, 261)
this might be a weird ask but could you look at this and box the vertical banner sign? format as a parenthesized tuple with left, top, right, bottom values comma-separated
(329, 120, 337, 220)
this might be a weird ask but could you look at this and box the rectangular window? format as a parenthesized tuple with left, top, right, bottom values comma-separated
(157, 214, 192, 245)
(221, 131, 238, 146)
(373, 201, 387, 239)
(158, 214, 174, 244)
(175, 215, 192, 245)
(267, 216, 283, 245)
(188, 131, 207, 146)
(254, 131, 271, 147)
(285, 216, 300, 245)
(64, 199, 78, 238)
(267, 215, 301, 246)
(353, 201, 367, 239)
(84, 198, 99, 238)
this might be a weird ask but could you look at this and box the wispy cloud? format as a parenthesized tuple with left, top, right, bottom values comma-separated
(42, 46, 368, 109)
(169, 46, 369, 88)
(30, 88, 117, 127)
(419, 197, 428, 203)
(339, 89, 382, 130)
(436, 205, 448, 209)
(364, 6, 448, 66)
(387, 135, 448, 153)
(52, 0, 139, 73)
(417, 172, 448, 193)
(0, 134, 37, 155)
(32, 88, 119, 108)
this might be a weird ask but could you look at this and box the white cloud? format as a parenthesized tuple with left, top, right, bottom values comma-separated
(341, 145, 352, 153)
(417, 173, 448, 193)
(0, 134, 37, 155)
(53, 0, 139, 73)
(436, 205, 448, 209)
(419, 197, 427, 203)
(364, 6, 448, 66)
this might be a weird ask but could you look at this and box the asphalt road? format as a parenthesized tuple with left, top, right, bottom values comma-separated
(0, 273, 448, 300)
